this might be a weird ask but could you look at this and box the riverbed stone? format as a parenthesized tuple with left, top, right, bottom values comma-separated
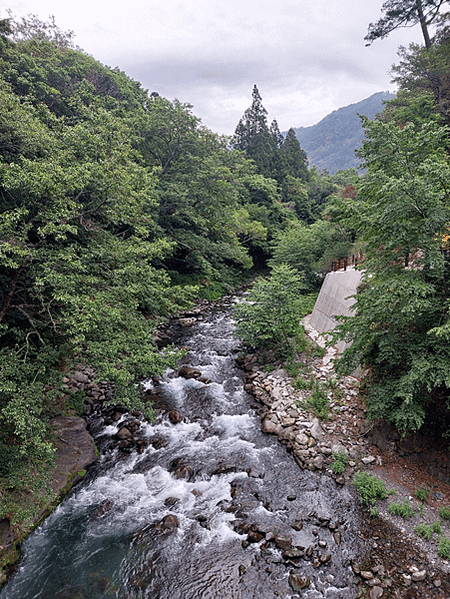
(168, 410, 183, 424)
(288, 572, 310, 591)
(178, 366, 202, 379)
(261, 417, 281, 435)
(411, 570, 426, 582)
(159, 514, 179, 531)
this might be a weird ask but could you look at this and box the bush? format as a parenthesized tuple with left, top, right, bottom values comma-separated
(438, 535, 450, 559)
(432, 521, 442, 534)
(415, 523, 432, 540)
(233, 264, 309, 357)
(388, 499, 414, 519)
(331, 450, 349, 475)
(353, 472, 388, 505)
(306, 380, 331, 420)
(414, 486, 430, 502)
(439, 506, 450, 521)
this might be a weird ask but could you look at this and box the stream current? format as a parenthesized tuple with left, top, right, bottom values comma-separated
(2, 297, 363, 598)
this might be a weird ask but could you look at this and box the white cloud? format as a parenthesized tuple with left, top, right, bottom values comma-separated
(0, 0, 425, 134)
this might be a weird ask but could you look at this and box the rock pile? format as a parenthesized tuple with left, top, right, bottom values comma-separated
(237, 353, 376, 482)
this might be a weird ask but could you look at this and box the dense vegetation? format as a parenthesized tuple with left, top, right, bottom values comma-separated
(0, 13, 353, 527)
(332, 16, 450, 435)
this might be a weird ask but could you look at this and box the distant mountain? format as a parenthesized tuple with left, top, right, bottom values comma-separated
(291, 91, 396, 174)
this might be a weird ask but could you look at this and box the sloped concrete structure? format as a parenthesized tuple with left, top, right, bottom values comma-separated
(304, 267, 363, 353)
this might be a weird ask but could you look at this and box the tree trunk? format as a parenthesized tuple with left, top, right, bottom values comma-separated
(416, 0, 432, 49)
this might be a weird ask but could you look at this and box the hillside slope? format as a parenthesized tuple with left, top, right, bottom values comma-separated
(292, 91, 396, 174)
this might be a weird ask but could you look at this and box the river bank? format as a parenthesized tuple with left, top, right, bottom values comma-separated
(2, 294, 450, 597)
(240, 318, 450, 598)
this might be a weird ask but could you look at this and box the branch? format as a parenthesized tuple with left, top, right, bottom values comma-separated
(0, 269, 20, 323)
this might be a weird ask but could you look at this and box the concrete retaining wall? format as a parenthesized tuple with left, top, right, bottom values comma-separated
(304, 268, 363, 353)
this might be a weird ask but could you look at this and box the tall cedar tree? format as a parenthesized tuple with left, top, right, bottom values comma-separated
(232, 85, 279, 179)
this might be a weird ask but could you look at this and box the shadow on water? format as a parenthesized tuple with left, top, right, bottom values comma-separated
(1, 299, 363, 599)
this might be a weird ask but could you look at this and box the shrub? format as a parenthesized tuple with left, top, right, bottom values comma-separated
(331, 450, 349, 475)
(439, 506, 450, 521)
(306, 380, 330, 420)
(233, 265, 309, 357)
(438, 535, 450, 559)
(432, 521, 442, 535)
(388, 499, 414, 519)
(415, 523, 432, 540)
(353, 472, 388, 505)
(414, 486, 430, 502)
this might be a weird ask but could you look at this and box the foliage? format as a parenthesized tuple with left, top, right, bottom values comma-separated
(415, 485, 430, 501)
(415, 522, 433, 539)
(0, 12, 287, 514)
(269, 218, 352, 290)
(333, 118, 450, 434)
(439, 505, 450, 520)
(365, 0, 447, 49)
(438, 535, 450, 558)
(233, 264, 308, 357)
(331, 450, 349, 475)
(353, 472, 388, 505)
(388, 498, 415, 518)
(387, 38, 450, 127)
(306, 380, 331, 420)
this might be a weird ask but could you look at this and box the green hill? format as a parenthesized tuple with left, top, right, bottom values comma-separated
(292, 92, 396, 174)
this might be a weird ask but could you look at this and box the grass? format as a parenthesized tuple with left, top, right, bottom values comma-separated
(353, 472, 388, 506)
(415, 523, 433, 540)
(306, 380, 331, 420)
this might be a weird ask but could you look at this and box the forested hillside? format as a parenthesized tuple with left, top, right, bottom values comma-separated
(291, 92, 396, 174)
(0, 14, 355, 528)
(331, 19, 450, 436)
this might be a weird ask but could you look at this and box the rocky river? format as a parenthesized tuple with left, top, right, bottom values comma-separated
(3, 295, 450, 598)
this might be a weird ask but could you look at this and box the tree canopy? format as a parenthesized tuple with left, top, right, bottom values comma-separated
(365, 0, 449, 49)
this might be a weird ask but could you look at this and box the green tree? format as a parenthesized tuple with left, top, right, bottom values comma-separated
(233, 264, 308, 356)
(269, 219, 352, 290)
(232, 85, 280, 179)
(333, 117, 450, 433)
(365, 0, 448, 49)
(281, 128, 309, 182)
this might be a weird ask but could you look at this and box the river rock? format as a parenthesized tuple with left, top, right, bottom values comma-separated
(178, 317, 196, 327)
(261, 417, 281, 435)
(116, 426, 133, 440)
(168, 410, 183, 424)
(310, 420, 324, 441)
(288, 572, 310, 591)
(313, 455, 324, 470)
(296, 432, 309, 446)
(411, 570, 426, 582)
(178, 366, 202, 379)
(159, 514, 179, 531)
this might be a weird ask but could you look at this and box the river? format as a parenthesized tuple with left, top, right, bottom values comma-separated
(1, 296, 362, 598)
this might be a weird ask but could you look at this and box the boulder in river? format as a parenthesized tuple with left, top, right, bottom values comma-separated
(178, 366, 202, 379)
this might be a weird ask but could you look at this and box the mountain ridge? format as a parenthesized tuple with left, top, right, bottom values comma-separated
(290, 91, 396, 174)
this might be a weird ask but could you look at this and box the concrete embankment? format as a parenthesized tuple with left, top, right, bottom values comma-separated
(304, 267, 362, 353)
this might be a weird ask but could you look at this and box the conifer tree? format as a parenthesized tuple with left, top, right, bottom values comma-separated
(281, 128, 309, 181)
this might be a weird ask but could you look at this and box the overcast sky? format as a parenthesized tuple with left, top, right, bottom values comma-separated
(1, 0, 425, 135)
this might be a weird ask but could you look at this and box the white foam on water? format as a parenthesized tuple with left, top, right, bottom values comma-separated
(212, 413, 256, 438)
